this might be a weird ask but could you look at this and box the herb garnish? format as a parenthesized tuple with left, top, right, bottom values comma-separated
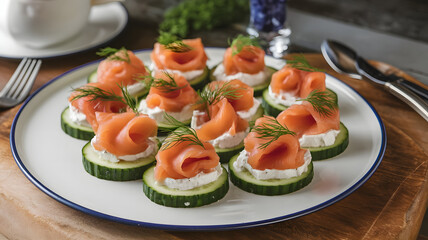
(120, 86, 139, 114)
(298, 90, 338, 117)
(196, 81, 243, 119)
(71, 85, 122, 103)
(160, 113, 205, 150)
(159, 0, 249, 38)
(157, 32, 192, 52)
(229, 34, 260, 56)
(250, 116, 296, 150)
(96, 47, 130, 63)
(287, 54, 324, 72)
(71, 84, 139, 114)
(136, 71, 187, 93)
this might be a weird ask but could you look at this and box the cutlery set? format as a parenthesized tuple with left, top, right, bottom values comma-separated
(0, 58, 41, 108)
(321, 39, 428, 122)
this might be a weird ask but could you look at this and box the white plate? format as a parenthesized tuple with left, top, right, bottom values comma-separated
(11, 48, 386, 230)
(0, 3, 128, 59)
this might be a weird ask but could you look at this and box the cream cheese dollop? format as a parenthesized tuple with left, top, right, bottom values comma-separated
(208, 129, 248, 149)
(237, 98, 261, 121)
(126, 81, 147, 96)
(68, 103, 91, 128)
(161, 164, 223, 190)
(233, 150, 312, 180)
(299, 129, 340, 148)
(91, 137, 158, 163)
(212, 63, 269, 87)
(267, 86, 303, 107)
(138, 100, 194, 123)
(150, 63, 204, 81)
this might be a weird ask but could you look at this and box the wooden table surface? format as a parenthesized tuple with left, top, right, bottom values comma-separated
(0, 19, 427, 239)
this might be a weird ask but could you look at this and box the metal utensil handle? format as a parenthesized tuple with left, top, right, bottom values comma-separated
(385, 81, 428, 122)
(397, 79, 428, 101)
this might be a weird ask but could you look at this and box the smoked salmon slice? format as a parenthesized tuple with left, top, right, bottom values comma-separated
(194, 98, 248, 142)
(244, 116, 306, 170)
(91, 111, 158, 156)
(69, 82, 127, 131)
(145, 71, 199, 112)
(151, 38, 208, 72)
(270, 66, 326, 99)
(207, 79, 254, 112)
(276, 101, 340, 138)
(97, 49, 148, 86)
(223, 45, 265, 75)
(154, 137, 219, 181)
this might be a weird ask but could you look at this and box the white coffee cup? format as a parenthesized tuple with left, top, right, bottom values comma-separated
(6, 0, 92, 49)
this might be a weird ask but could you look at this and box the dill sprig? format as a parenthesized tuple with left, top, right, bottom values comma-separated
(157, 32, 192, 52)
(133, 73, 152, 88)
(71, 85, 122, 102)
(71, 84, 139, 114)
(197, 81, 243, 106)
(136, 71, 187, 93)
(96, 47, 130, 63)
(134, 74, 153, 87)
(287, 55, 335, 116)
(160, 113, 205, 151)
(229, 34, 260, 56)
(196, 81, 243, 119)
(287, 54, 324, 72)
(250, 116, 296, 150)
(119, 85, 139, 114)
(299, 90, 338, 117)
(151, 71, 188, 93)
(133, 66, 154, 87)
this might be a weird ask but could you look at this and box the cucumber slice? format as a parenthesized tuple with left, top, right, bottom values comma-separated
(253, 66, 276, 97)
(303, 122, 349, 161)
(246, 104, 265, 122)
(228, 155, 314, 196)
(157, 118, 192, 136)
(215, 142, 244, 164)
(262, 88, 338, 117)
(261, 88, 288, 117)
(188, 66, 210, 90)
(61, 107, 94, 140)
(87, 69, 149, 99)
(252, 81, 271, 97)
(209, 65, 277, 97)
(87, 70, 97, 83)
(142, 166, 229, 208)
(132, 88, 150, 100)
(82, 142, 156, 181)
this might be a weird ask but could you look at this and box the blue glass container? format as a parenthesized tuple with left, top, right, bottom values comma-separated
(247, 0, 291, 58)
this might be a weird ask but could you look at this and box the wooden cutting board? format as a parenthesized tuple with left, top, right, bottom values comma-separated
(0, 53, 427, 240)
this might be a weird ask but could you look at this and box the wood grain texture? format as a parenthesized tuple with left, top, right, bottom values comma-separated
(0, 20, 427, 239)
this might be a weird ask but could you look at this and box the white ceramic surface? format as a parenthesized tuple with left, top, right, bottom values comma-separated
(8, 0, 91, 49)
(0, 2, 128, 59)
(11, 49, 386, 230)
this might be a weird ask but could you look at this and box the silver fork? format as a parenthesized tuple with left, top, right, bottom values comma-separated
(0, 58, 42, 108)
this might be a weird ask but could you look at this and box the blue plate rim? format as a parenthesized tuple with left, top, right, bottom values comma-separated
(10, 48, 386, 231)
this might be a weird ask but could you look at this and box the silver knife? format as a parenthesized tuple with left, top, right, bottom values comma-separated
(356, 57, 428, 121)
(321, 39, 428, 122)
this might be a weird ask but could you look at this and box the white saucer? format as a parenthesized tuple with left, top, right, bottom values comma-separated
(0, 3, 128, 59)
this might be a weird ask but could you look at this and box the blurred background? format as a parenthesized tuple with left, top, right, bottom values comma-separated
(124, 0, 428, 43)
(122, 0, 428, 85)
